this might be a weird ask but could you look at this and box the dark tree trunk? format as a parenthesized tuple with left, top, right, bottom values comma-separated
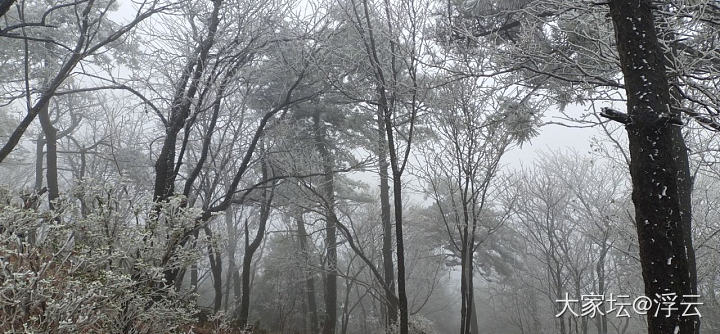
(224, 208, 237, 312)
(153, 130, 180, 201)
(340, 276, 353, 334)
(238, 238, 254, 325)
(191, 263, 198, 293)
(376, 108, 397, 326)
(0, 0, 15, 18)
(37, 102, 59, 209)
(575, 274, 587, 334)
(384, 115, 409, 334)
(153, 0, 222, 202)
(204, 226, 223, 312)
(376, 83, 410, 333)
(174, 268, 185, 291)
(34, 133, 44, 192)
(460, 243, 469, 334)
(297, 210, 319, 334)
(233, 270, 242, 311)
(596, 243, 609, 334)
(237, 160, 273, 326)
(550, 254, 567, 334)
(154, 0, 224, 290)
(459, 236, 478, 334)
(314, 112, 338, 334)
(391, 172, 408, 334)
(190, 229, 200, 294)
(608, 1, 699, 333)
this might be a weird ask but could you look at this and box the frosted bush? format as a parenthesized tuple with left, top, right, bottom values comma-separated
(0, 183, 201, 333)
(382, 315, 438, 334)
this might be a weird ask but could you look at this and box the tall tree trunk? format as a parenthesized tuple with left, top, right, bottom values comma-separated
(608, 1, 699, 333)
(233, 270, 242, 312)
(153, 0, 222, 202)
(204, 226, 223, 312)
(389, 147, 408, 334)
(341, 277, 353, 334)
(34, 133, 44, 192)
(376, 108, 397, 327)
(190, 263, 198, 293)
(297, 210, 319, 334)
(551, 255, 567, 334)
(574, 273, 586, 334)
(314, 112, 338, 334)
(37, 102, 59, 209)
(224, 207, 236, 312)
(470, 293, 479, 334)
(382, 99, 409, 334)
(156, 0, 224, 286)
(237, 160, 273, 326)
(190, 230, 200, 295)
(596, 243, 608, 334)
(460, 234, 478, 334)
(29, 132, 45, 244)
(174, 268, 185, 291)
(460, 242, 468, 334)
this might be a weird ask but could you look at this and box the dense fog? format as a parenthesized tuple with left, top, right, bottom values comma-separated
(1, 0, 719, 333)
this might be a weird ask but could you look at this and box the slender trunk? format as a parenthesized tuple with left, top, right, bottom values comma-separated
(382, 100, 409, 334)
(190, 230, 199, 295)
(233, 270, 242, 310)
(153, 0, 222, 202)
(460, 234, 478, 334)
(608, 2, 699, 333)
(174, 268, 185, 291)
(74, 145, 89, 217)
(297, 210, 319, 334)
(554, 266, 567, 334)
(575, 274, 586, 334)
(224, 208, 236, 312)
(238, 248, 253, 325)
(390, 170, 408, 334)
(34, 133, 44, 192)
(237, 159, 273, 326)
(37, 102, 59, 209)
(191, 263, 198, 293)
(341, 278, 352, 334)
(153, 129, 180, 201)
(209, 249, 222, 312)
(597, 245, 608, 334)
(460, 243, 468, 334)
(377, 108, 397, 326)
(314, 112, 337, 334)
(205, 226, 223, 312)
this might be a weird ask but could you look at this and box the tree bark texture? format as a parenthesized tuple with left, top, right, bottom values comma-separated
(297, 210, 320, 334)
(608, 1, 699, 333)
(37, 102, 59, 209)
(314, 111, 338, 334)
(376, 108, 397, 326)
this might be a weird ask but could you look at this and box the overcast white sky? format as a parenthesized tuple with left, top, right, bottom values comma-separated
(503, 105, 600, 168)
